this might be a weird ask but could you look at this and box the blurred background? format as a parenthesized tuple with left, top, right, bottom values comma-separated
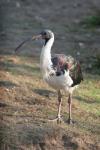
(0, 0, 100, 60)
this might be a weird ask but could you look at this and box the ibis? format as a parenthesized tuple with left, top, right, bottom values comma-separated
(15, 30, 83, 124)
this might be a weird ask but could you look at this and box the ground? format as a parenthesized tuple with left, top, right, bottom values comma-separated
(0, 55, 100, 150)
(0, 0, 100, 150)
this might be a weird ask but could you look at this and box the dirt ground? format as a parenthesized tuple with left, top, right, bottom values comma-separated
(0, 0, 100, 150)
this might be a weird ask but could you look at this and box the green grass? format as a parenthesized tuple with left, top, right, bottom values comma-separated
(81, 14, 100, 29)
(66, 13, 100, 33)
(95, 54, 100, 68)
(75, 75, 100, 116)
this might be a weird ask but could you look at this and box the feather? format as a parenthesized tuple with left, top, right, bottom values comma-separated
(51, 54, 83, 87)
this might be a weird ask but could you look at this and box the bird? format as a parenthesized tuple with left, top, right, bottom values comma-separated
(15, 30, 83, 124)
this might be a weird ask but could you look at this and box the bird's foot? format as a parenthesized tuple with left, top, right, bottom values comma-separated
(67, 118, 75, 124)
(48, 117, 63, 124)
(57, 117, 63, 124)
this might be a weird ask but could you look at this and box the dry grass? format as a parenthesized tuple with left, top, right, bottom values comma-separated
(0, 54, 100, 150)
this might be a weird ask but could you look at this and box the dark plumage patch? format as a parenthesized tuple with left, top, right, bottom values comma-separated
(51, 54, 83, 86)
(45, 38, 50, 45)
(56, 69, 65, 76)
(71, 62, 83, 87)
(51, 56, 67, 76)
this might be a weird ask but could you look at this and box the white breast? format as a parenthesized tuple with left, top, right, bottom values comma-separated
(44, 70, 73, 90)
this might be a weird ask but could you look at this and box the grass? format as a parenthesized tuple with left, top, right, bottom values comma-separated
(80, 13, 100, 29)
(64, 12, 100, 33)
(95, 54, 100, 68)
(0, 54, 100, 149)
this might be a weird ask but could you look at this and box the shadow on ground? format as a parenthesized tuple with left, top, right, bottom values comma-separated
(0, 60, 40, 76)
(0, 81, 17, 88)
(0, 102, 8, 108)
(0, 120, 99, 150)
(34, 89, 56, 98)
(74, 96, 100, 104)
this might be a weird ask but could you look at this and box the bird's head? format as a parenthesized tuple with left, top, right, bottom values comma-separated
(15, 30, 54, 52)
(32, 30, 54, 43)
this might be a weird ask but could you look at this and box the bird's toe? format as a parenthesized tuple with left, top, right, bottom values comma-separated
(48, 117, 63, 124)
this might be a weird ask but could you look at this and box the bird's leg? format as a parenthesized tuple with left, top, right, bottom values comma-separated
(57, 90, 62, 123)
(48, 90, 63, 124)
(67, 93, 73, 124)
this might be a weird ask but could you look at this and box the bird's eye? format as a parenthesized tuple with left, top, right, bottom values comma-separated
(41, 31, 47, 36)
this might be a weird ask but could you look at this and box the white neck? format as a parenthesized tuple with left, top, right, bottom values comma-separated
(40, 35, 54, 76)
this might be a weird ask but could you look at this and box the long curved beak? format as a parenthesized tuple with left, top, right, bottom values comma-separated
(15, 34, 42, 52)
(32, 34, 42, 40)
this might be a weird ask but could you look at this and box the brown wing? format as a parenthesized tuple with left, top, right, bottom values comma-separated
(51, 54, 83, 87)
